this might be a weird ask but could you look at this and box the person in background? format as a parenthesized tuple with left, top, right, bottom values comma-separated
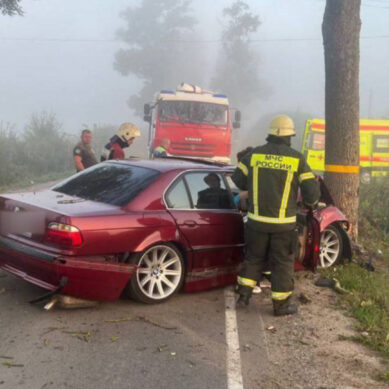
(153, 138, 170, 158)
(101, 122, 140, 161)
(73, 129, 98, 172)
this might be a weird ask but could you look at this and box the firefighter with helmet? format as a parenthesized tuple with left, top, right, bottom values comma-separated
(232, 115, 320, 316)
(101, 122, 141, 161)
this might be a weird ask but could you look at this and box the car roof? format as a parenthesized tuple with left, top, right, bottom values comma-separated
(107, 157, 234, 173)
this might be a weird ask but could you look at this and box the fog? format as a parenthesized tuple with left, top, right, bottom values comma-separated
(0, 0, 388, 149)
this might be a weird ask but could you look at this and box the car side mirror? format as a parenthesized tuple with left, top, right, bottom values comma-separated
(144, 103, 151, 116)
(144, 115, 152, 123)
(233, 110, 241, 129)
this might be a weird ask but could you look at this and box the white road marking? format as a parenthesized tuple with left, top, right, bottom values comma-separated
(224, 288, 244, 389)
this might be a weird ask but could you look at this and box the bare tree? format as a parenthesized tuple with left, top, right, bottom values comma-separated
(114, 0, 204, 117)
(211, 1, 265, 108)
(322, 0, 361, 240)
(0, 0, 23, 16)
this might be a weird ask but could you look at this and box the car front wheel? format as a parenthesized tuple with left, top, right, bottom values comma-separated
(125, 243, 185, 304)
(319, 225, 343, 268)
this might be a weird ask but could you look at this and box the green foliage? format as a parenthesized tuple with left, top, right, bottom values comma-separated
(359, 179, 389, 234)
(0, 113, 73, 189)
(23, 112, 71, 176)
(114, 0, 204, 116)
(211, 1, 265, 108)
(0, 0, 23, 16)
(323, 264, 389, 359)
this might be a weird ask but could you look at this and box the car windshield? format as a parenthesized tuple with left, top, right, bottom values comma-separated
(158, 101, 228, 126)
(52, 163, 160, 206)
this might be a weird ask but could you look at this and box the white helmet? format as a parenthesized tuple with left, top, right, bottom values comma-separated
(117, 122, 140, 142)
(268, 115, 296, 137)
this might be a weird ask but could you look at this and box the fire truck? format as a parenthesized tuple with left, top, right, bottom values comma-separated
(143, 83, 241, 162)
(301, 118, 389, 183)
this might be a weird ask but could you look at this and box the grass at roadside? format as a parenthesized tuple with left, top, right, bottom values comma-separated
(323, 264, 389, 356)
(321, 215, 389, 381)
(0, 170, 73, 193)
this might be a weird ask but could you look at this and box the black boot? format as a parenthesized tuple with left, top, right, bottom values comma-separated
(236, 294, 251, 307)
(235, 285, 252, 307)
(273, 297, 298, 316)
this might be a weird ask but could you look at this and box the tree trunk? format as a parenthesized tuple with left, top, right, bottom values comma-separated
(322, 0, 361, 241)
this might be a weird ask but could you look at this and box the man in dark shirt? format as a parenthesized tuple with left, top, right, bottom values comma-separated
(73, 129, 98, 172)
(196, 173, 231, 209)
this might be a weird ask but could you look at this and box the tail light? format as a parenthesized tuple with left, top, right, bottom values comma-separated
(45, 222, 83, 248)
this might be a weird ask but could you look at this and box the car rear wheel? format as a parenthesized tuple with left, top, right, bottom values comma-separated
(125, 243, 185, 304)
(319, 225, 343, 268)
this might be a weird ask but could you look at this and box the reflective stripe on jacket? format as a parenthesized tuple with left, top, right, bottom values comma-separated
(153, 146, 168, 158)
(232, 137, 320, 232)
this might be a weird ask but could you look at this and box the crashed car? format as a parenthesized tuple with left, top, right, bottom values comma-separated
(0, 158, 351, 304)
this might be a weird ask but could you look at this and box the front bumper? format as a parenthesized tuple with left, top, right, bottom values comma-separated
(0, 236, 136, 301)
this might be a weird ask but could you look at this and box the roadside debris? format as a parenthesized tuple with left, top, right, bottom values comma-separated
(62, 330, 91, 343)
(267, 326, 277, 333)
(2, 361, 24, 368)
(104, 317, 132, 323)
(298, 293, 311, 304)
(110, 337, 119, 342)
(157, 344, 168, 352)
(314, 277, 349, 294)
(136, 315, 177, 330)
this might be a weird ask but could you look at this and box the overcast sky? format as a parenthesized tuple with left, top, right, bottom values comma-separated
(0, 0, 388, 138)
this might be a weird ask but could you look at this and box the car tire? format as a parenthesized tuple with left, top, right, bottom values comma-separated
(124, 243, 185, 304)
(319, 225, 343, 268)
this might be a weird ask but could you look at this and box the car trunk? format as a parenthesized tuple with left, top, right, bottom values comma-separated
(0, 190, 118, 249)
(0, 190, 135, 300)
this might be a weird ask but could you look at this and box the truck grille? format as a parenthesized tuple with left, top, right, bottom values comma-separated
(171, 142, 216, 155)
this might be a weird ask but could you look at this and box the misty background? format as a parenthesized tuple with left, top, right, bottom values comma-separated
(0, 0, 388, 181)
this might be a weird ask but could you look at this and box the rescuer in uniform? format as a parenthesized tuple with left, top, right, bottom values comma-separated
(232, 115, 320, 316)
(73, 129, 98, 172)
(153, 138, 170, 158)
(101, 122, 141, 161)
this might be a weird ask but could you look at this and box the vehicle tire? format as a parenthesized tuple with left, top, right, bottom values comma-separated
(319, 225, 343, 268)
(124, 243, 185, 304)
(360, 170, 371, 185)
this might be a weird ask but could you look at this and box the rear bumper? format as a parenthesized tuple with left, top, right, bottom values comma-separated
(0, 236, 136, 301)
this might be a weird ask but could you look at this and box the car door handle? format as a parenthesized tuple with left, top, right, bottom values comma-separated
(183, 220, 197, 227)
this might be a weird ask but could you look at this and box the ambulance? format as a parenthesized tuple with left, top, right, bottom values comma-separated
(301, 118, 389, 183)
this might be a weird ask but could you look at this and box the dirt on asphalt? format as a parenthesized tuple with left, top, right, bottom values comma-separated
(250, 272, 389, 389)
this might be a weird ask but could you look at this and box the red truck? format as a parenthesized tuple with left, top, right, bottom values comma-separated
(144, 83, 241, 163)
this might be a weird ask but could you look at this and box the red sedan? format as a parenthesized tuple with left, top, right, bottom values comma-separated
(0, 159, 351, 303)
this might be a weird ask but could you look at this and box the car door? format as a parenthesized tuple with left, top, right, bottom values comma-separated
(165, 170, 244, 290)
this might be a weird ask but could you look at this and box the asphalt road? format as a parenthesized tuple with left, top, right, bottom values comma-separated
(0, 270, 277, 389)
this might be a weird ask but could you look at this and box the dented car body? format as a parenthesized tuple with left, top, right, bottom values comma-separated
(0, 159, 351, 303)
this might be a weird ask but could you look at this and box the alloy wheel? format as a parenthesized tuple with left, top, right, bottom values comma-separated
(136, 245, 183, 300)
(319, 226, 341, 268)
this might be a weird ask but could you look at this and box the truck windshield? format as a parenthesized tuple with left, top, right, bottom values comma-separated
(158, 101, 228, 126)
(52, 163, 160, 207)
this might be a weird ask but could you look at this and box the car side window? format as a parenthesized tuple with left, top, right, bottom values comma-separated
(165, 178, 191, 209)
(185, 172, 234, 210)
